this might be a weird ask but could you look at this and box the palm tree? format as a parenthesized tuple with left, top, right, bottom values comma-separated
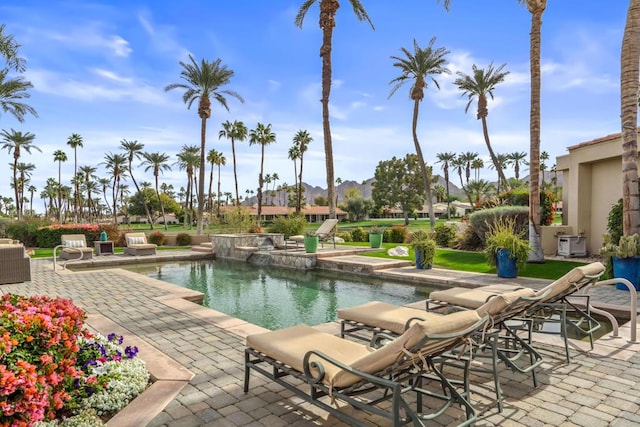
(295, 0, 374, 220)
(288, 144, 300, 212)
(436, 151, 456, 219)
(293, 129, 313, 214)
(207, 149, 226, 218)
(464, 179, 495, 209)
(489, 153, 510, 193)
(53, 149, 67, 222)
(219, 120, 248, 207)
(101, 153, 127, 224)
(1, 129, 39, 220)
(66, 133, 83, 222)
(433, 184, 446, 203)
(79, 165, 97, 221)
(141, 152, 172, 230)
(461, 151, 478, 185)
(454, 62, 509, 192)
(27, 184, 36, 216)
(521, 0, 547, 261)
(471, 158, 484, 181)
(249, 123, 276, 226)
(165, 54, 244, 235)
(508, 151, 528, 180)
(0, 24, 26, 72)
(389, 38, 450, 229)
(0, 69, 38, 123)
(98, 177, 111, 216)
(539, 150, 550, 188)
(15, 162, 34, 218)
(174, 145, 200, 228)
(120, 139, 154, 228)
(452, 155, 465, 188)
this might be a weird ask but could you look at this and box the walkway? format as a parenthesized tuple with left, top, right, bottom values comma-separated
(2, 249, 640, 426)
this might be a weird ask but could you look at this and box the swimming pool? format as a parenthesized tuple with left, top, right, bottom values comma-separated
(123, 259, 434, 330)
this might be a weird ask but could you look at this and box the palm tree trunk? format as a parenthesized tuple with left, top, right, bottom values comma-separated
(155, 176, 167, 231)
(293, 160, 299, 214)
(208, 160, 214, 218)
(298, 155, 305, 214)
(444, 167, 451, 220)
(622, 0, 640, 236)
(528, 2, 545, 262)
(57, 162, 62, 222)
(257, 145, 265, 226)
(480, 116, 508, 189)
(197, 116, 207, 235)
(411, 99, 435, 229)
(217, 164, 222, 218)
(320, 0, 337, 220)
(232, 139, 239, 206)
(12, 157, 20, 220)
(130, 165, 154, 229)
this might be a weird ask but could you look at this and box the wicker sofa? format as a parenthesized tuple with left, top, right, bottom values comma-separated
(0, 243, 31, 285)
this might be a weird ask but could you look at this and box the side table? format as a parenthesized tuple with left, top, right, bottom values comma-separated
(94, 240, 114, 256)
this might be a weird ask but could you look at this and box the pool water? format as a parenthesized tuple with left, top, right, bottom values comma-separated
(124, 260, 433, 330)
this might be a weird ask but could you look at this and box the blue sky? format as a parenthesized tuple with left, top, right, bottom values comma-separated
(0, 1, 628, 212)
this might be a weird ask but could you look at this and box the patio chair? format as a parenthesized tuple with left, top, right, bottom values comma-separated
(124, 232, 157, 256)
(287, 218, 339, 249)
(337, 288, 544, 412)
(60, 234, 93, 260)
(0, 243, 31, 284)
(426, 262, 606, 363)
(245, 310, 489, 426)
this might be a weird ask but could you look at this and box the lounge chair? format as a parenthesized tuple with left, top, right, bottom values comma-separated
(337, 288, 544, 412)
(124, 232, 157, 256)
(426, 262, 606, 363)
(287, 218, 339, 249)
(245, 310, 489, 426)
(60, 234, 93, 260)
(0, 242, 31, 284)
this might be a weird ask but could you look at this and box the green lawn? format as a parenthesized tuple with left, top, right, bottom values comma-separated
(341, 242, 587, 280)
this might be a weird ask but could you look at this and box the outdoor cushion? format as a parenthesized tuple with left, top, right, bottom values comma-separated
(337, 301, 442, 335)
(127, 236, 146, 245)
(533, 262, 604, 299)
(63, 239, 85, 248)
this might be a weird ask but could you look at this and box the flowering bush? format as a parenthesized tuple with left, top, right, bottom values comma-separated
(1, 294, 149, 427)
(36, 224, 102, 248)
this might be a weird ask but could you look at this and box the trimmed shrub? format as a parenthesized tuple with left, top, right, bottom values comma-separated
(147, 231, 166, 246)
(469, 206, 529, 244)
(606, 198, 623, 246)
(35, 223, 100, 248)
(5, 218, 51, 247)
(540, 190, 555, 226)
(351, 227, 367, 242)
(269, 214, 306, 238)
(434, 224, 457, 247)
(337, 231, 353, 242)
(247, 224, 264, 233)
(175, 233, 192, 246)
(386, 225, 408, 243)
(409, 229, 430, 243)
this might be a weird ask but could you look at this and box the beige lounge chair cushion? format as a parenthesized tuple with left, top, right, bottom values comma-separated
(429, 287, 512, 309)
(247, 310, 482, 389)
(337, 301, 443, 335)
(0, 238, 13, 244)
(533, 262, 604, 299)
(475, 288, 536, 318)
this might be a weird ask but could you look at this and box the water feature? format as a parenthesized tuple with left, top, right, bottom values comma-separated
(122, 259, 433, 330)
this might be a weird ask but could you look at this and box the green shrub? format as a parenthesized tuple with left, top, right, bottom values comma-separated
(175, 233, 192, 246)
(269, 214, 306, 238)
(540, 190, 555, 226)
(484, 217, 531, 269)
(606, 199, 623, 246)
(351, 227, 367, 242)
(469, 206, 529, 244)
(35, 223, 99, 248)
(386, 225, 408, 243)
(337, 231, 353, 242)
(409, 229, 430, 243)
(5, 218, 51, 247)
(147, 231, 166, 246)
(502, 189, 529, 206)
(434, 224, 456, 247)
(222, 207, 254, 233)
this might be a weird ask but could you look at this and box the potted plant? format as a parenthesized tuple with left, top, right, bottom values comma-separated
(484, 217, 531, 278)
(600, 233, 640, 290)
(303, 232, 319, 253)
(368, 225, 384, 248)
(413, 237, 436, 269)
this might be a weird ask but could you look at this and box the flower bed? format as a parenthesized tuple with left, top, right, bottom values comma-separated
(0, 294, 149, 427)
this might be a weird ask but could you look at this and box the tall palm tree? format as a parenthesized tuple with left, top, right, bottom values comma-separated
(295, 0, 374, 219)
(389, 38, 450, 229)
(165, 54, 244, 235)
(436, 151, 456, 219)
(98, 177, 111, 216)
(539, 150, 550, 188)
(52, 149, 67, 222)
(101, 153, 127, 224)
(0, 24, 26, 72)
(15, 162, 34, 218)
(293, 129, 313, 214)
(288, 143, 300, 210)
(120, 139, 153, 228)
(471, 158, 484, 182)
(219, 120, 247, 207)
(249, 123, 276, 226)
(142, 152, 172, 230)
(1, 129, 39, 220)
(207, 149, 225, 218)
(0, 69, 38, 123)
(521, 0, 547, 262)
(452, 155, 465, 188)
(174, 145, 200, 228)
(66, 133, 83, 222)
(464, 179, 495, 209)
(508, 151, 528, 180)
(453, 62, 509, 192)
(460, 151, 478, 185)
(27, 184, 36, 216)
(489, 153, 510, 193)
(79, 165, 97, 221)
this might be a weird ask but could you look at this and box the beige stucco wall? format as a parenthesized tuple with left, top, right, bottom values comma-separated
(557, 133, 629, 256)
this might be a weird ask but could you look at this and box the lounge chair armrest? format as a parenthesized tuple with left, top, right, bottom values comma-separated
(403, 316, 428, 331)
(302, 349, 398, 390)
(369, 332, 397, 348)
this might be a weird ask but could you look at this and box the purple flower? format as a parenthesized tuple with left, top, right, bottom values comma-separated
(124, 345, 139, 359)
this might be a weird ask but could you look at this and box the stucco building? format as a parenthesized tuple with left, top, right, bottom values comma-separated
(556, 130, 632, 255)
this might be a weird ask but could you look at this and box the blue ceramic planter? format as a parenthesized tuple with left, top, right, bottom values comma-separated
(612, 256, 640, 291)
(496, 248, 518, 278)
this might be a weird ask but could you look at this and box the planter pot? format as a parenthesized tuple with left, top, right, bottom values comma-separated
(369, 233, 383, 249)
(304, 236, 319, 253)
(612, 256, 640, 291)
(496, 248, 518, 278)
(414, 250, 432, 270)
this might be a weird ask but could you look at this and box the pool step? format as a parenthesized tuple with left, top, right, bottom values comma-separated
(191, 242, 214, 253)
(316, 255, 412, 275)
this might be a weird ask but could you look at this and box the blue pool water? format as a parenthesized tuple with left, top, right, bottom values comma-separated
(123, 260, 434, 330)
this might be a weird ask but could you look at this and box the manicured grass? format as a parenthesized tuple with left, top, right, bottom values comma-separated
(341, 242, 588, 280)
